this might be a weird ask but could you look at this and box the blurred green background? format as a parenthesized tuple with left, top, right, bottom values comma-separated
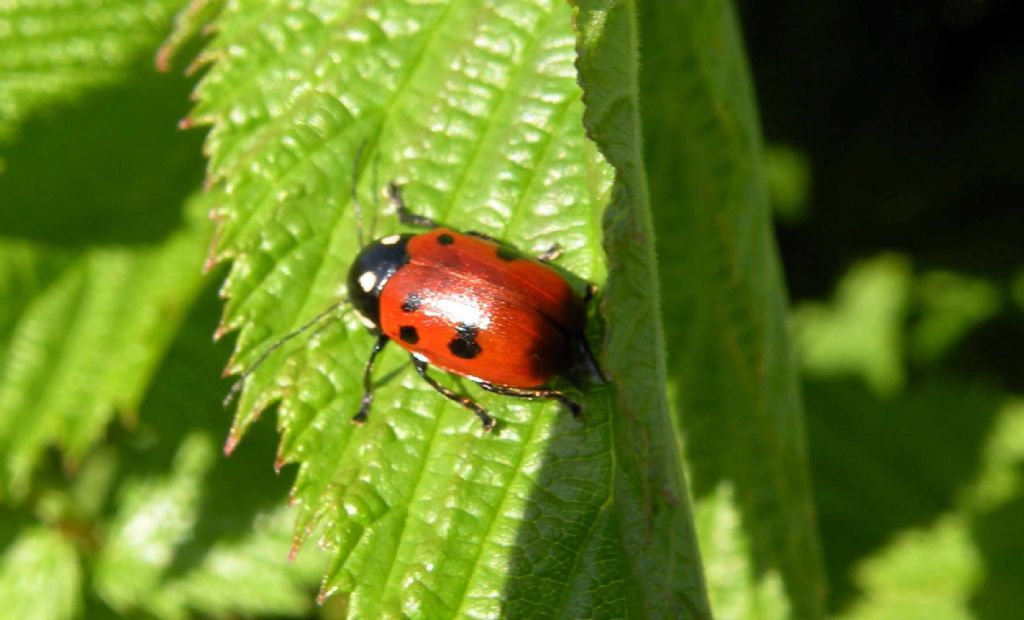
(736, 1, 1023, 617)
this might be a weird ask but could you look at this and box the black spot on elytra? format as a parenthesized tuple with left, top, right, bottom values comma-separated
(496, 245, 521, 261)
(448, 323, 482, 359)
(401, 292, 422, 312)
(437, 233, 454, 245)
(399, 325, 419, 344)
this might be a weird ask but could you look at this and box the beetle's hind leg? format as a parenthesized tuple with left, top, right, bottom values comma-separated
(411, 356, 496, 431)
(387, 183, 439, 229)
(476, 382, 582, 419)
(578, 284, 607, 384)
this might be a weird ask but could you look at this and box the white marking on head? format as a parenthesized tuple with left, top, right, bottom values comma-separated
(355, 311, 376, 329)
(380, 234, 401, 245)
(358, 271, 377, 293)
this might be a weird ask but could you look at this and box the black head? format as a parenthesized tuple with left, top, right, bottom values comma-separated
(347, 233, 413, 329)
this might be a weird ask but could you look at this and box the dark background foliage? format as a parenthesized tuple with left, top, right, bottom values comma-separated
(737, 0, 1024, 615)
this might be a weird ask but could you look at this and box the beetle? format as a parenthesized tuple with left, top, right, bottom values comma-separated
(346, 183, 604, 431)
(224, 173, 605, 432)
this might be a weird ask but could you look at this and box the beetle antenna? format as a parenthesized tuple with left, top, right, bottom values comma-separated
(370, 147, 380, 240)
(223, 302, 347, 408)
(351, 141, 368, 249)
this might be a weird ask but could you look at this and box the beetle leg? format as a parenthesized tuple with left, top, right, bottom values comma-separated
(583, 283, 596, 304)
(535, 243, 562, 262)
(576, 336, 607, 385)
(476, 382, 582, 418)
(411, 356, 496, 431)
(466, 230, 500, 243)
(387, 182, 439, 229)
(465, 232, 562, 263)
(578, 285, 608, 384)
(352, 334, 390, 425)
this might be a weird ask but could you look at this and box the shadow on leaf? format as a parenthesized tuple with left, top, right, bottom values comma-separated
(0, 58, 204, 247)
(122, 282, 299, 579)
(971, 484, 1024, 619)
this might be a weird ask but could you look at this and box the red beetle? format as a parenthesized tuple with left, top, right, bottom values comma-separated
(227, 183, 604, 431)
(345, 183, 604, 430)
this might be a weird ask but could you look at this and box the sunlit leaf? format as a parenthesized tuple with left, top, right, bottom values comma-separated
(0, 526, 81, 620)
(183, 0, 710, 615)
(794, 255, 910, 395)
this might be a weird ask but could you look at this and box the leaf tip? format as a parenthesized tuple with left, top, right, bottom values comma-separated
(184, 55, 205, 78)
(154, 45, 174, 74)
(287, 536, 304, 562)
(213, 323, 232, 342)
(316, 584, 337, 606)
(202, 227, 222, 273)
(223, 431, 240, 456)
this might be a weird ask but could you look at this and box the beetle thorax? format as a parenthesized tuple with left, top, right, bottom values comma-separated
(346, 234, 412, 329)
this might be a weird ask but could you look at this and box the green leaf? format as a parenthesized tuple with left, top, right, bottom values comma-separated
(795, 255, 911, 395)
(796, 256, 1018, 614)
(1, 2, 325, 617)
(838, 515, 981, 620)
(185, 0, 709, 615)
(95, 433, 219, 615)
(79, 280, 324, 619)
(832, 400, 1024, 620)
(0, 0, 209, 500)
(640, 1, 828, 618)
(92, 308, 325, 618)
(0, 526, 82, 620)
(0, 0, 183, 141)
(0, 197, 210, 499)
(572, 0, 713, 616)
(910, 270, 1000, 365)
